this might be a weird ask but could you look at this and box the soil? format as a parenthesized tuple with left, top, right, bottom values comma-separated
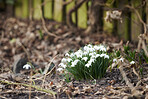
(0, 14, 148, 99)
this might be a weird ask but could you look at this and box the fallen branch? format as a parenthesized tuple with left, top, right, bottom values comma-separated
(119, 64, 134, 89)
(118, 64, 143, 97)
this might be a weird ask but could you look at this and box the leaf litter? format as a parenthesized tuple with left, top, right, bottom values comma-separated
(0, 15, 148, 99)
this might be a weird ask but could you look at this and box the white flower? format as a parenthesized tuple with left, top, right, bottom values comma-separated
(87, 44, 93, 48)
(83, 51, 88, 55)
(75, 50, 83, 58)
(89, 52, 96, 57)
(23, 64, 31, 69)
(113, 58, 117, 62)
(95, 54, 101, 58)
(67, 58, 72, 62)
(58, 63, 67, 68)
(94, 45, 100, 50)
(84, 46, 89, 51)
(104, 54, 109, 59)
(85, 63, 91, 68)
(130, 61, 135, 65)
(65, 53, 70, 57)
(61, 58, 67, 63)
(57, 68, 63, 71)
(82, 57, 88, 62)
(71, 59, 79, 67)
(119, 58, 124, 62)
(89, 48, 95, 52)
(70, 53, 75, 57)
(85, 58, 95, 67)
(84, 45, 95, 53)
(100, 53, 106, 57)
(88, 59, 95, 64)
(99, 46, 106, 52)
(96, 45, 107, 52)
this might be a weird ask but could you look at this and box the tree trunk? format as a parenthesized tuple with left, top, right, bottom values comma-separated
(85, 0, 106, 34)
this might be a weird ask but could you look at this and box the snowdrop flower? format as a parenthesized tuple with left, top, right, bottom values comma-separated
(100, 53, 106, 57)
(130, 61, 135, 65)
(85, 63, 91, 68)
(104, 54, 109, 59)
(84, 46, 89, 51)
(82, 57, 88, 62)
(89, 52, 96, 57)
(65, 53, 70, 57)
(89, 59, 95, 64)
(89, 48, 95, 52)
(83, 51, 88, 55)
(94, 45, 100, 50)
(94, 45, 106, 52)
(23, 64, 31, 69)
(113, 58, 117, 62)
(87, 44, 93, 48)
(95, 54, 101, 58)
(59, 63, 67, 68)
(75, 50, 83, 58)
(84, 45, 95, 53)
(61, 58, 67, 63)
(85, 58, 95, 68)
(119, 58, 124, 62)
(67, 58, 72, 62)
(70, 53, 75, 57)
(57, 68, 63, 71)
(99, 46, 106, 52)
(71, 59, 79, 67)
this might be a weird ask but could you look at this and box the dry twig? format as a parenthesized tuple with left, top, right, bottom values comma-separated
(38, 6, 59, 38)
(0, 79, 56, 96)
(125, 5, 148, 57)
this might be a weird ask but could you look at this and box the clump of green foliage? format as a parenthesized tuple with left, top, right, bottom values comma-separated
(57, 44, 110, 80)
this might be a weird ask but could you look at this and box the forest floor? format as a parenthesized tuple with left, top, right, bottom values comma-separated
(0, 15, 148, 99)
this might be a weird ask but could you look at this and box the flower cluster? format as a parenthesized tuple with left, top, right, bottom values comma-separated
(57, 44, 110, 80)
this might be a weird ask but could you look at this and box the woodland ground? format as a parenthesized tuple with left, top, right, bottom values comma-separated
(0, 14, 148, 99)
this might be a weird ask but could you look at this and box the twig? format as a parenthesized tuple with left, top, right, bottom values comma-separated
(43, 54, 58, 75)
(17, 41, 30, 60)
(125, 5, 147, 34)
(38, 6, 59, 38)
(0, 79, 56, 96)
(118, 64, 143, 97)
(125, 5, 148, 57)
(0, 95, 7, 99)
(132, 67, 141, 80)
(29, 70, 33, 99)
(142, 39, 148, 57)
(119, 64, 134, 89)
(42, 55, 58, 87)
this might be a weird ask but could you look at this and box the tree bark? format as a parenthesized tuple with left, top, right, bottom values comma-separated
(85, 0, 106, 34)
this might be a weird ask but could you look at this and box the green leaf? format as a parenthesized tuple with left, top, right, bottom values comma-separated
(38, 29, 43, 39)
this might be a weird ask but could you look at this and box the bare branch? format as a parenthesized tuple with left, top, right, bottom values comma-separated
(67, 0, 89, 27)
